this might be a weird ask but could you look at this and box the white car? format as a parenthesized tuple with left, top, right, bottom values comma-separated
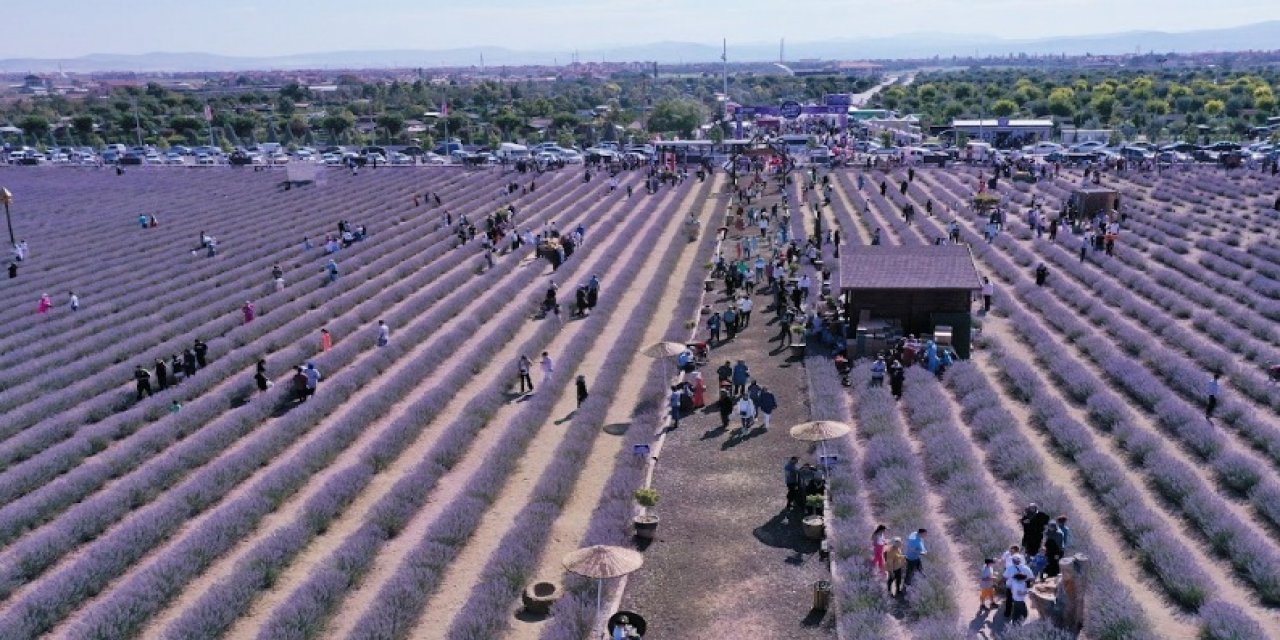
(1022, 142, 1063, 155)
(196, 154, 216, 165)
(423, 153, 447, 165)
(165, 152, 185, 165)
(559, 150, 585, 164)
(390, 152, 413, 165)
(324, 153, 345, 166)
(270, 153, 290, 165)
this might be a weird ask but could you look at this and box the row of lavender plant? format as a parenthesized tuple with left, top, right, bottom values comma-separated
(537, 182, 731, 639)
(0, 169, 313, 335)
(0, 176, 626, 636)
(920, 172, 1280, 478)
(947, 221, 1280, 607)
(973, 174, 1280, 417)
(0, 171, 525, 429)
(151, 178, 657, 640)
(804, 351, 895, 640)
(0, 171, 587, 512)
(847, 369, 960, 627)
(433, 178, 718, 640)
(246, 180, 690, 640)
(0, 173, 499, 451)
(0, 169, 446, 364)
(902, 364, 1157, 639)
(981, 335, 1278, 640)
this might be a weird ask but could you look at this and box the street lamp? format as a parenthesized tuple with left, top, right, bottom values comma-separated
(1, 188, 13, 247)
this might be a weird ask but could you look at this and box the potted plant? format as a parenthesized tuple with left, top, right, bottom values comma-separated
(633, 488, 660, 540)
(802, 495, 826, 540)
(805, 493, 824, 516)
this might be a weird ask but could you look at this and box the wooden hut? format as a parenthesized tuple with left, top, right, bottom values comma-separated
(839, 245, 983, 358)
(1069, 187, 1120, 218)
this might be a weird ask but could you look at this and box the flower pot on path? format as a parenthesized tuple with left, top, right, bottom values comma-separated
(802, 515, 825, 540)
(634, 514, 660, 540)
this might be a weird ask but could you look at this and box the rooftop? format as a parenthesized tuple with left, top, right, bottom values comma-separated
(951, 119, 1053, 128)
(839, 245, 983, 291)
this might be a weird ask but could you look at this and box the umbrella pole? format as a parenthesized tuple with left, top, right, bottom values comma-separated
(595, 578, 603, 637)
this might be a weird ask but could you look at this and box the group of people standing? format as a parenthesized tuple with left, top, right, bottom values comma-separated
(133, 338, 210, 405)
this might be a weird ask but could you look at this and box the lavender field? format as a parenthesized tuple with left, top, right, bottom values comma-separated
(1, 160, 1277, 640)
(0, 165, 722, 640)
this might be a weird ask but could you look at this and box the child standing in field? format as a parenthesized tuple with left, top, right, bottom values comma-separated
(321, 328, 333, 352)
(979, 558, 997, 609)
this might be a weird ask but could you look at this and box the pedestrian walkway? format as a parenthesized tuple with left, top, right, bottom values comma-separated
(620, 281, 835, 638)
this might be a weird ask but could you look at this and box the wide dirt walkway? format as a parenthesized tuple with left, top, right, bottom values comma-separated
(621, 275, 835, 638)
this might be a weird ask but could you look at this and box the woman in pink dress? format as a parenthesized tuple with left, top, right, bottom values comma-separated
(871, 524, 888, 575)
(37, 293, 52, 315)
(690, 370, 706, 408)
(242, 300, 256, 324)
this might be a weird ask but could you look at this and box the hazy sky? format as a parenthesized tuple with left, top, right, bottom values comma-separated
(3, 0, 1276, 58)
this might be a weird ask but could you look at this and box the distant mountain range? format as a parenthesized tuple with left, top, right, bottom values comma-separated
(3, 21, 1279, 73)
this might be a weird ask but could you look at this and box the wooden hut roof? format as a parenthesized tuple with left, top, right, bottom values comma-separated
(839, 245, 983, 291)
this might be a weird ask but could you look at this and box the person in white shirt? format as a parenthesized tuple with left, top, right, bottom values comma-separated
(981, 277, 994, 313)
(68, 291, 80, 311)
(738, 296, 754, 328)
(1206, 373, 1220, 420)
(376, 320, 390, 347)
(541, 351, 554, 383)
(736, 394, 756, 432)
(1006, 572, 1030, 623)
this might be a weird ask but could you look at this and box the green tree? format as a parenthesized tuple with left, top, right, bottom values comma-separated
(1204, 99, 1226, 117)
(1091, 93, 1117, 121)
(18, 115, 50, 139)
(647, 99, 704, 137)
(1047, 87, 1076, 117)
(990, 99, 1018, 117)
(376, 113, 405, 140)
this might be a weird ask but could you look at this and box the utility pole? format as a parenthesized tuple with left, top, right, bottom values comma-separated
(721, 39, 729, 123)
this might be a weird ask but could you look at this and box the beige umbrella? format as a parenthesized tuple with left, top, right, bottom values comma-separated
(563, 545, 645, 632)
(641, 341, 687, 384)
(790, 420, 852, 463)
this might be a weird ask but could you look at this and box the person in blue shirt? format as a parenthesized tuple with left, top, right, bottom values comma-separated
(904, 528, 928, 586)
(677, 348, 694, 373)
(731, 360, 750, 396)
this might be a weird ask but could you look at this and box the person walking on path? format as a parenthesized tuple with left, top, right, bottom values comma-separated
(7, 262, 16, 279)
(669, 384, 687, 428)
(1043, 522, 1065, 577)
(326, 258, 340, 284)
(981, 277, 994, 313)
(134, 365, 153, 400)
(707, 311, 722, 344)
(576, 374, 589, 408)
(870, 356, 886, 387)
(1055, 515, 1071, 549)
(155, 358, 169, 391)
(871, 525, 888, 576)
(321, 328, 333, 352)
(756, 386, 777, 430)
(889, 359, 905, 399)
(722, 307, 738, 340)
(885, 538, 906, 597)
(242, 300, 256, 324)
(735, 393, 756, 433)
(904, 528, 928, 587)
(738, 296, 753, 328)
(518, 355, 534, 394)
(1019, 503, 1050, 555)
(1206, 372, 1220, 420)
(376, 320, 390, 347)
(716, 361, 733, 388)
(979, 558, 998, 610)
(1006, 573, 1030, 624)
(1034, 263, 1050, 286)
(69, 291, 80, 311)
(540, 351, 554, 384)
(784, 456, 801, 510)
(731, 360, 749, 396)
(1003, 554, 1032, 619)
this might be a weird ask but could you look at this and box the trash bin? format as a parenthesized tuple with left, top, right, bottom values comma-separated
(812, 580, 832, 611)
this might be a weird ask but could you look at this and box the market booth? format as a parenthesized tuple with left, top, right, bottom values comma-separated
(1069, 187, 1120, 218)
(840, 246, 983, 359)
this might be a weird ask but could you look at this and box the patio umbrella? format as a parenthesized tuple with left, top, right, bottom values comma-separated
(640, 341, 686, 384)
(789, 420, 852, 463)
(563, 545, 645, 635)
